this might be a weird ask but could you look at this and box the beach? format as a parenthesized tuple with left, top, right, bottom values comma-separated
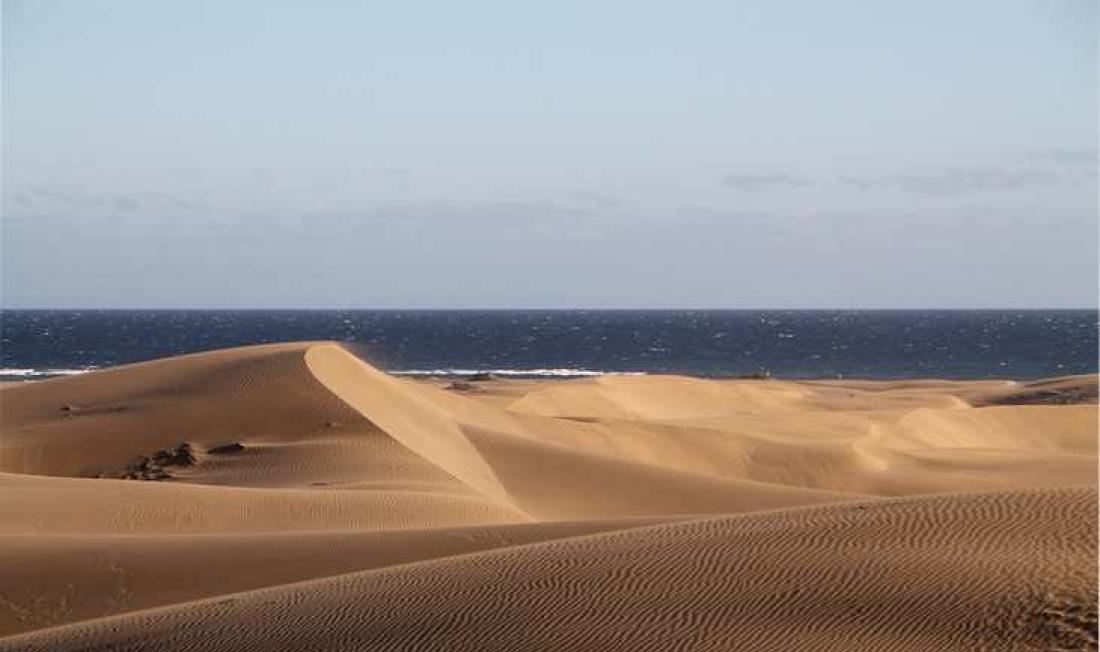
(0, 341, 1096, 650)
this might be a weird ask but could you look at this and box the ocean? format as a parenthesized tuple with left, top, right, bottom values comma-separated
(0, 309, 1096, 381)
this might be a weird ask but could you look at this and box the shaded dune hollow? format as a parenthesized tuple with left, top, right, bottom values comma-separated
(0, 341, 1096, 651)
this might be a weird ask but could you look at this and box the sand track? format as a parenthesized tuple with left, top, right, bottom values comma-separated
(0, 342, 1095, 649)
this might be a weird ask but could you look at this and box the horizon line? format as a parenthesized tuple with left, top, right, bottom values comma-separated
(2, 306, 1098, 312)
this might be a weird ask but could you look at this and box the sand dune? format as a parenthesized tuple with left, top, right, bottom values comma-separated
(0, 518, 674, 636)
(5, 487, 1094, 652)
(0, 342, 1095, 649)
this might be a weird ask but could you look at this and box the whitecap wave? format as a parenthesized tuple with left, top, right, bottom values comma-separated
(389, 368, 646, 378)
(0, 367, 96, 379)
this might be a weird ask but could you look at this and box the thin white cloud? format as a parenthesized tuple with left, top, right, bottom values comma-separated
(721, 173, 812, 191)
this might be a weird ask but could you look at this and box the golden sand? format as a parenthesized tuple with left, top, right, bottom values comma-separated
(0, 342, 1095, 650)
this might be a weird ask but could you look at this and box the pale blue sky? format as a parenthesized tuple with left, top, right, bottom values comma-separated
(2, 0, 1096, 308)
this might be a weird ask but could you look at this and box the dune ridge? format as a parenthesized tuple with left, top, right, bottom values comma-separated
(0, 341, 1096, 650)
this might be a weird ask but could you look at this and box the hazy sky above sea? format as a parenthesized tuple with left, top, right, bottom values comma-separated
(2, 1, 1096, 308)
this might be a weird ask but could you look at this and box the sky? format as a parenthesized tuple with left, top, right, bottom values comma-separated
(1, 0, 1096, 308)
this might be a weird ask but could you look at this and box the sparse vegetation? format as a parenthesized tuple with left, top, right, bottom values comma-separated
(107, 442, 195, 481)
(207, 442, 245, 455)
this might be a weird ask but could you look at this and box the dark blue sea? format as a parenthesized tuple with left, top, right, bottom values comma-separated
(0, 310, 1096, 380)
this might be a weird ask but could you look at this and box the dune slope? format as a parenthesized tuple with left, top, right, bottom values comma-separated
(4, 487, 1095, 652)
